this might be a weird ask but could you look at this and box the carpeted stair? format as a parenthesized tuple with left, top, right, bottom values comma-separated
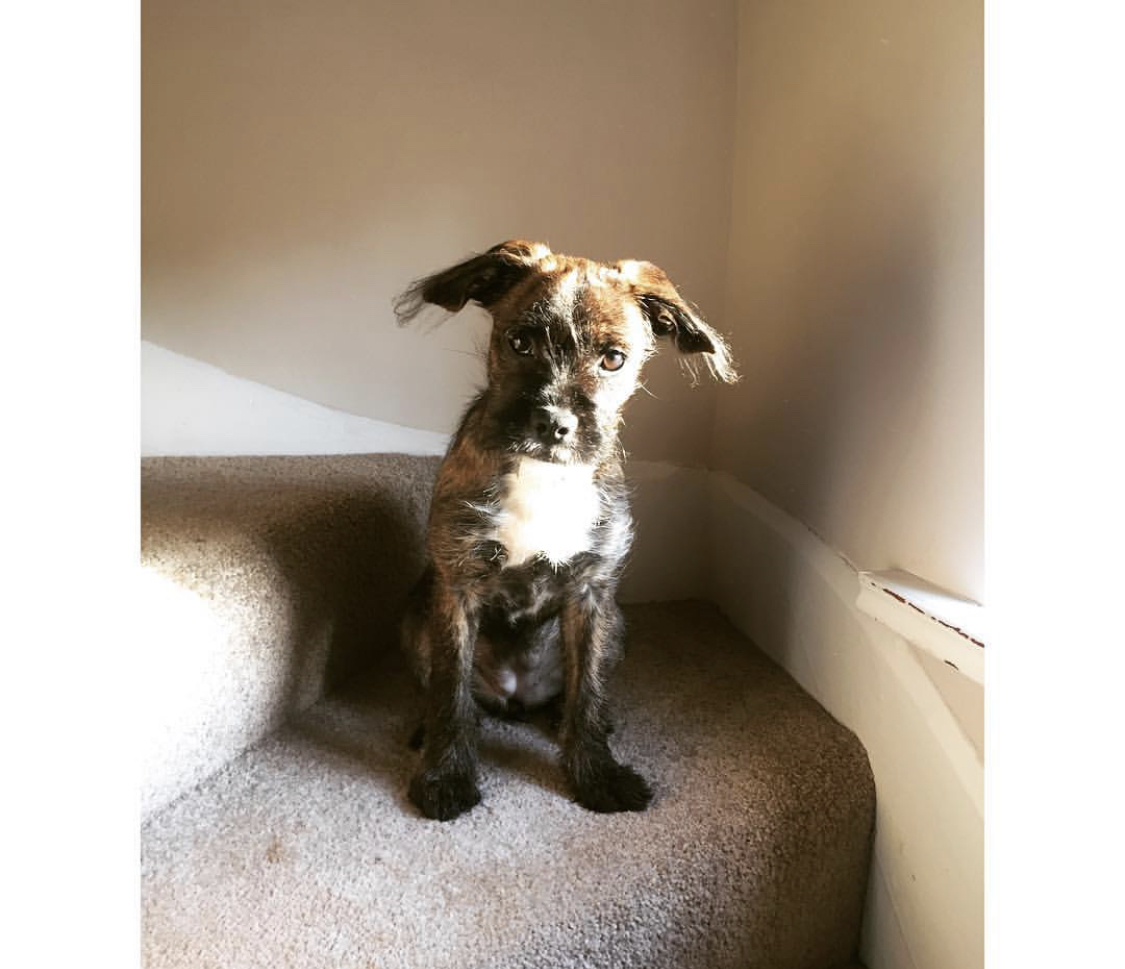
(140, 455, 875, 969)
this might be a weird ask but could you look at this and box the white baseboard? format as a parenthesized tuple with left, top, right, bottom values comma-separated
(707, 471, 983, 969)
(857, 570, 985, 684)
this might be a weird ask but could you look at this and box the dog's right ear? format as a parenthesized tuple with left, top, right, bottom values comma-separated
(393, 240, 546, 325)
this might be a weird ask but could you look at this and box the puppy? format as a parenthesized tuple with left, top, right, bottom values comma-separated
(394, 240, 737, 821)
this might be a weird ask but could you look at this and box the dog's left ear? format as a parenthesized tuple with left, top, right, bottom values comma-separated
(394, 240, 544, 325)
(621, 261, 739, 384)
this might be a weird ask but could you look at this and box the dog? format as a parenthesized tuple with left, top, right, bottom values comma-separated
(393, 240, 737, 821)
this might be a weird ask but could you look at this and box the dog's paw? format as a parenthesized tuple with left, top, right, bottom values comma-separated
(571, 760, 653, 814)
(408, 769, 482, 821)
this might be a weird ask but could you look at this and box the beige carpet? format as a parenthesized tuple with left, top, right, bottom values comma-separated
(142, 600, 873, 969)
(140, 454, 438, 817)
(140, 454, 874, 968)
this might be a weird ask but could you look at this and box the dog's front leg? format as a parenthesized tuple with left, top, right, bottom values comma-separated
(408, 583, 482, 821)
(560, 588, 653, 813)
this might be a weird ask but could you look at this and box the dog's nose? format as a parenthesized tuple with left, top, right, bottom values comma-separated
(532, 407, 577, 444)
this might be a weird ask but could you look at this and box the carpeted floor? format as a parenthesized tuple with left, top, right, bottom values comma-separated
(140, 454, 439, 817)
(142, 600, 874, 969)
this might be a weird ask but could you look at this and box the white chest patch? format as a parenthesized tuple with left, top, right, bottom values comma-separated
(493, 458, 601, 568)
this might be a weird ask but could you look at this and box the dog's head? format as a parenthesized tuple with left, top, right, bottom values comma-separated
(395, 240, 737, 464)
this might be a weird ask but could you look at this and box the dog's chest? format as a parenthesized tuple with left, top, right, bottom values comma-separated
(492, 458, 601, 568)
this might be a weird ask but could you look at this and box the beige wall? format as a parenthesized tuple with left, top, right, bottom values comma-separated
(142, 0, 737, 467)
(714, 0, 983, 601)
(144, 0, 982, 591)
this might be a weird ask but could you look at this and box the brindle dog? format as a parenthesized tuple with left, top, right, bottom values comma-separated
(394, 240, 737, 821)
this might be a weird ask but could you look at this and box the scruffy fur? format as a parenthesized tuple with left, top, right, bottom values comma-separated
(394, 240, 737, 821)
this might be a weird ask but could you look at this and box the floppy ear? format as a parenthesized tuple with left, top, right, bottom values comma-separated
(394, 240, 545, 324)
(621, 260, 739, 384)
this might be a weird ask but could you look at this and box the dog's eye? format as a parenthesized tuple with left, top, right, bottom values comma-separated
(600, 349, 626, 372)
(508, 329, 534, 356)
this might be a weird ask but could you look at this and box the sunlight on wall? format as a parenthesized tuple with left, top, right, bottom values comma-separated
(715, 0, 983, 602)
(142, 0, 738, 468)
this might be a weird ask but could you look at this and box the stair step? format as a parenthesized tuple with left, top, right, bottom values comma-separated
(140, 454, 439, 818)
(142, 601, 874, 969)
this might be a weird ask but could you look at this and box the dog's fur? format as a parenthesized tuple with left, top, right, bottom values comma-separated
(394, 240, 737, 821)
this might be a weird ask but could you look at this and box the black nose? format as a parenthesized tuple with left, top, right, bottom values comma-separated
(532, 407, 578, 444)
